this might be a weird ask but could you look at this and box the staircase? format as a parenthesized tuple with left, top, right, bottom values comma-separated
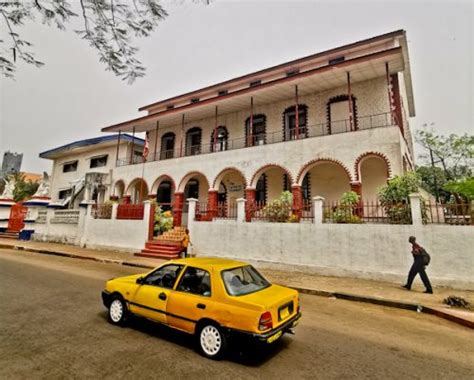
(0, 230, 20, 240)
(135, 227, 186, 260)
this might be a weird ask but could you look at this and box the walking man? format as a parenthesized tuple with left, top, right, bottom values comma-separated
(181, 229, 191, 258)
(402, 236, 433, 294)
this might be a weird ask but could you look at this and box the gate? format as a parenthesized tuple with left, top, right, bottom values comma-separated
(8, 204, 28, 232)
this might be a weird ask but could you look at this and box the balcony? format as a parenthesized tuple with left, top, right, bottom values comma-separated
(116, 112, 397, 167)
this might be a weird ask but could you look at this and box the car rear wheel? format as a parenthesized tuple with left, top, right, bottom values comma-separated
(198, 323, 227, 360)
(108, 296, 128, 326)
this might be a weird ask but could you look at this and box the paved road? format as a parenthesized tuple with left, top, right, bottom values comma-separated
(1, 249, 473, 379)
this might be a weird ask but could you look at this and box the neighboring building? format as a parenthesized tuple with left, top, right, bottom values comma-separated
(39, 134, 144, 207)
(1, 151, 23, 176)
(100, 30, 415, 226)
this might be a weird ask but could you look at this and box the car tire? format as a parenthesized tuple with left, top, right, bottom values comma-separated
(197, 323, 227, 360)
(108, 295, 128, 326)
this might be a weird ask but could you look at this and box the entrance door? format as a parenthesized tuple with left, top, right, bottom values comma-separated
(8, 204, 27, 232)
(157, 181, 172, 211)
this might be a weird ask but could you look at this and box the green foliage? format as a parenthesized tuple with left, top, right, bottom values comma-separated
(154, 206, 173, 236)
(9, 173, 39, 202)
(443, 178, 474, 201)
(262, 191, 293, 222)
(327, 191, 362, 224)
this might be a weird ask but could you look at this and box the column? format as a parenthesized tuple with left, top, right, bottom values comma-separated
(313, 196, 325, 225)
(207, 190, 218, 221)
(409, 193, 423, 226)
(236, 198, 246, 223)
(123, 195, 131, 204)
(187, 198, 198, 227)
(245, 188, 256, 222)
(350, 181, 363, 217)
(173, 192, 184, 227)
(291, 185, 303, 221)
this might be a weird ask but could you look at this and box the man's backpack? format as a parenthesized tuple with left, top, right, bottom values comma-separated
(421, 248, 431, 266)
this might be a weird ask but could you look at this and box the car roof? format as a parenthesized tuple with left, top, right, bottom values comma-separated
(170, 257, 248, 271)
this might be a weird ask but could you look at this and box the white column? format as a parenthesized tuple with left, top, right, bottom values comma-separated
(236, 198, 246, 223)
(313, 196, 325, 225)
(111, 203, 118, 220)
(187, 198, 198, 227)
(409, 193, 423, 226)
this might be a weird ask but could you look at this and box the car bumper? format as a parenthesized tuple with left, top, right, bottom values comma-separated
(101, 290, 111, 308)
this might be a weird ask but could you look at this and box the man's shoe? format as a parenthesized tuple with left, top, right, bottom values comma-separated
(424, 289, 433, 294)
(402, 284, 410, 290)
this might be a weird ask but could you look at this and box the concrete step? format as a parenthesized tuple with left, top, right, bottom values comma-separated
(0, 232, 19, 239)
(144, 243, 180, 252)
(135, 250, 180, 260)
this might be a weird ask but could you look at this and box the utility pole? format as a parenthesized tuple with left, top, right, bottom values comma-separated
(429, 146, 440, 203)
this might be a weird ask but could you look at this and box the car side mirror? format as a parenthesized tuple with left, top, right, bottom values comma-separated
(136, 277, 144, 285)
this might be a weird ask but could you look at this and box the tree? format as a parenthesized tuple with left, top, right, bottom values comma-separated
(9, 173, 39, 202)
(443, 178, 474, 202)
(1, 1, 173, 83)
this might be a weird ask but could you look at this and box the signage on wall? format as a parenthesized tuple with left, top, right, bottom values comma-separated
(229, 184, 243, 192)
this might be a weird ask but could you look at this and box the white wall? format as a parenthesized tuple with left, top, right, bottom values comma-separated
(190, 221, 474, 290)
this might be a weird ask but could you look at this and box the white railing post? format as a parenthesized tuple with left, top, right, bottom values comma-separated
(111, 203, 118, 220)
(313, 196, 325, 225)
(409, 193, 423, 226)
(187, 198, 198, 227)
(236, 198, 246, 223)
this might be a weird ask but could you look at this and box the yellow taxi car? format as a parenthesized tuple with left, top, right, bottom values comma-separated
(101, 257, 301, 359)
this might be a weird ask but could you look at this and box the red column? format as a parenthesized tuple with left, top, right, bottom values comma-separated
(350, 182, 363, 217)
(148, 193, 156, 201)
(123, 195, 131, 204)
(291, 185, 303, 221)
(207, 190, 218, 221)
(173, 192, 184, 227)
(245, 188, 256, 222)
(148, 203, 156, 241)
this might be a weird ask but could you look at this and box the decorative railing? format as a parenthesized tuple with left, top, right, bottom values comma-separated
(424, 201, 472, 225)
(300, 200, 313, 222)
(117, 112, 397, 166)
(50, 209, 80, 224)
(216, 201, 238, 220)
(92, 204, 113, 220)
(36, 210, 47, 224)
(116, 204, 144, 220)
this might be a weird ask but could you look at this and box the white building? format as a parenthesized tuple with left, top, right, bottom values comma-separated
(100, 30, 415, 225)
(40, 134, 144, 207)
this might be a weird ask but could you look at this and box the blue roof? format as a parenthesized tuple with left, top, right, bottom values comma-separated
(39, 134, 144, 159)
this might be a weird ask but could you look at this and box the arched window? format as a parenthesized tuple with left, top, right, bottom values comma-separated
(185, 127, 202, 156)
(160, 132, 175, 159)
(210, 126, 228, 152)
(326, 95, 357, 134)
(245, 114, 266, 147)
(283, 105, 308, 141)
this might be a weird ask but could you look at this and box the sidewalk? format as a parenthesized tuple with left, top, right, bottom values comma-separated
(1, 238, 472, 329)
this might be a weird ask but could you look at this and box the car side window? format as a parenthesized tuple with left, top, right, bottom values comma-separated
(177, 267, 211, 297)
(144, 264, 183, 289)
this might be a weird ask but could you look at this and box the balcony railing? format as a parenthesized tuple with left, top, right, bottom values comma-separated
(117, 112, 396, 167)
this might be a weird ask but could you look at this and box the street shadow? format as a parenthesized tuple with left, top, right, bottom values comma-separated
(97, 311, 291, 366)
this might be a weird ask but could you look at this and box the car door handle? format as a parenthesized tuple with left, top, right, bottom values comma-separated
(158, 292, 167, 301)
(197, 303, 206, 309)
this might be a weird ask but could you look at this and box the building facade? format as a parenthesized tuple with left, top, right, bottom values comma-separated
(102, 30, 415, 226)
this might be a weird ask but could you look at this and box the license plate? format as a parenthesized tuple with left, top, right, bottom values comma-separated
(267, 330, 282, 343)
(279, 307, 290, 320)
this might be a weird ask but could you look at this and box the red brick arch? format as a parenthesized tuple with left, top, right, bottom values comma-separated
(151, 174, 176, 194)
(250, 164, 294, 188)
(354, 152, 392, 181)
(296, 158, 353, 185)
(177, 171, 210, 192)
(212, 167, 247, 190)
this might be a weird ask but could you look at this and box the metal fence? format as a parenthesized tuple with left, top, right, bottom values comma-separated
(116, 204, 144, 220)
(424, 201, 472, 225)
(301, 200, 313, 222)
(216, 201, 238, 220)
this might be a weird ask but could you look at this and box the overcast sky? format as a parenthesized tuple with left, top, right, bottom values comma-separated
(1, 0, 472, 173)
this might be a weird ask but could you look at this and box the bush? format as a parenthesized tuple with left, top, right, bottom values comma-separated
(262, 191, 293, 222)
(327, 191, 362, 223)
(154, 206, 173, 236)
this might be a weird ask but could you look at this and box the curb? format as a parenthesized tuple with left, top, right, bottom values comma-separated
(1, 243, 472, 330)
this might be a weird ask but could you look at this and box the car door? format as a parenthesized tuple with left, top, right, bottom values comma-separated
(166, 266, 214, 333)
(129, 264, 183, 324)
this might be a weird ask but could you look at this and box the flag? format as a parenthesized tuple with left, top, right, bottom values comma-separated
(143, 131, 150, 161)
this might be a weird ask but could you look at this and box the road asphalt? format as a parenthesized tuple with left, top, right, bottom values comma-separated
(1, 249, 473, 379)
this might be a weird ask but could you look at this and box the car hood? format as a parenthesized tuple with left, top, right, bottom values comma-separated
(111, 274, 143, 284)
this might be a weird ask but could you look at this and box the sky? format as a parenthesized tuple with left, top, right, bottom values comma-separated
(1, 0, 472, 173)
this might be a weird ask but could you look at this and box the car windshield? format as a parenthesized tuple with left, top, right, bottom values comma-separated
(221, 265, 270, 296)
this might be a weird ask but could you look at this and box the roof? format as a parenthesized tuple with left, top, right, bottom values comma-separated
(39, 134, 144, 160)
(171, 257, 248, 271)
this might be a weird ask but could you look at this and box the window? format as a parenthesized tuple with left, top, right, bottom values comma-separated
(283, 105, 307, 141)
(160, 132, 175, 159)
(286, 69, 299, 77)
(221, 265, 270, 296)
(245, 114, 266, 147)
(210, 126, 228, 152)
(250, 80, 261, 87)
(185, 179, 199, 200)
(166, 104, 175, 110)
(144, 264, 183, 289)
(327, 95, 357, 134)
(256, 174, 266, 203)
(58, 189, 72, 200)
(90, 155, 108, 168)
(177, 267, 211, 297)
(302, 174, 311, 202)
(190, 97, 200, 104)
(329, 56, 345, 65)
(63, 161, 78, 173)
(185, 127, 202, 156)
(218, 90, 228, 96)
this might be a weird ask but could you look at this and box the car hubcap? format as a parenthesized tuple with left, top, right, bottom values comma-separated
(200, 326, 221, 356)
(110, 299, 123, 322)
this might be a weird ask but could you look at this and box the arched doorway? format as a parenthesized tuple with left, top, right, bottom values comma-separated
(178, 172, 210, 225)
(126, 178, 149, 204)
(359, 156, 389, 202)
(251, 165, 293, 204)
(113, 180, 125, 201)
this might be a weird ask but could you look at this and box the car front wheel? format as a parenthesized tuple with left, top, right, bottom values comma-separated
(108, 296, 128, 326)
(198, 323, 227, 359)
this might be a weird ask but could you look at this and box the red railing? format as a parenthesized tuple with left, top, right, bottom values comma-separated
(116, 204, 144, 220)
(301, 200, 313, 221)
(424, 201, 472, 225)
(323, 201, 412, 224)
(216, 201, 238, 219)
(116, 112, 396, 167)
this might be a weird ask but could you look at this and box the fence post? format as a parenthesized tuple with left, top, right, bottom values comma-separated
(409, 193, 423, 226)
(111, 203, 118, 219)
(236, 198, 246, 223)
(313, 196, 325, 225)
(187, 198, 198, 226)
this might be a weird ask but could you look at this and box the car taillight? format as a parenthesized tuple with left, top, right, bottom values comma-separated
(259, 311, 273, 331)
